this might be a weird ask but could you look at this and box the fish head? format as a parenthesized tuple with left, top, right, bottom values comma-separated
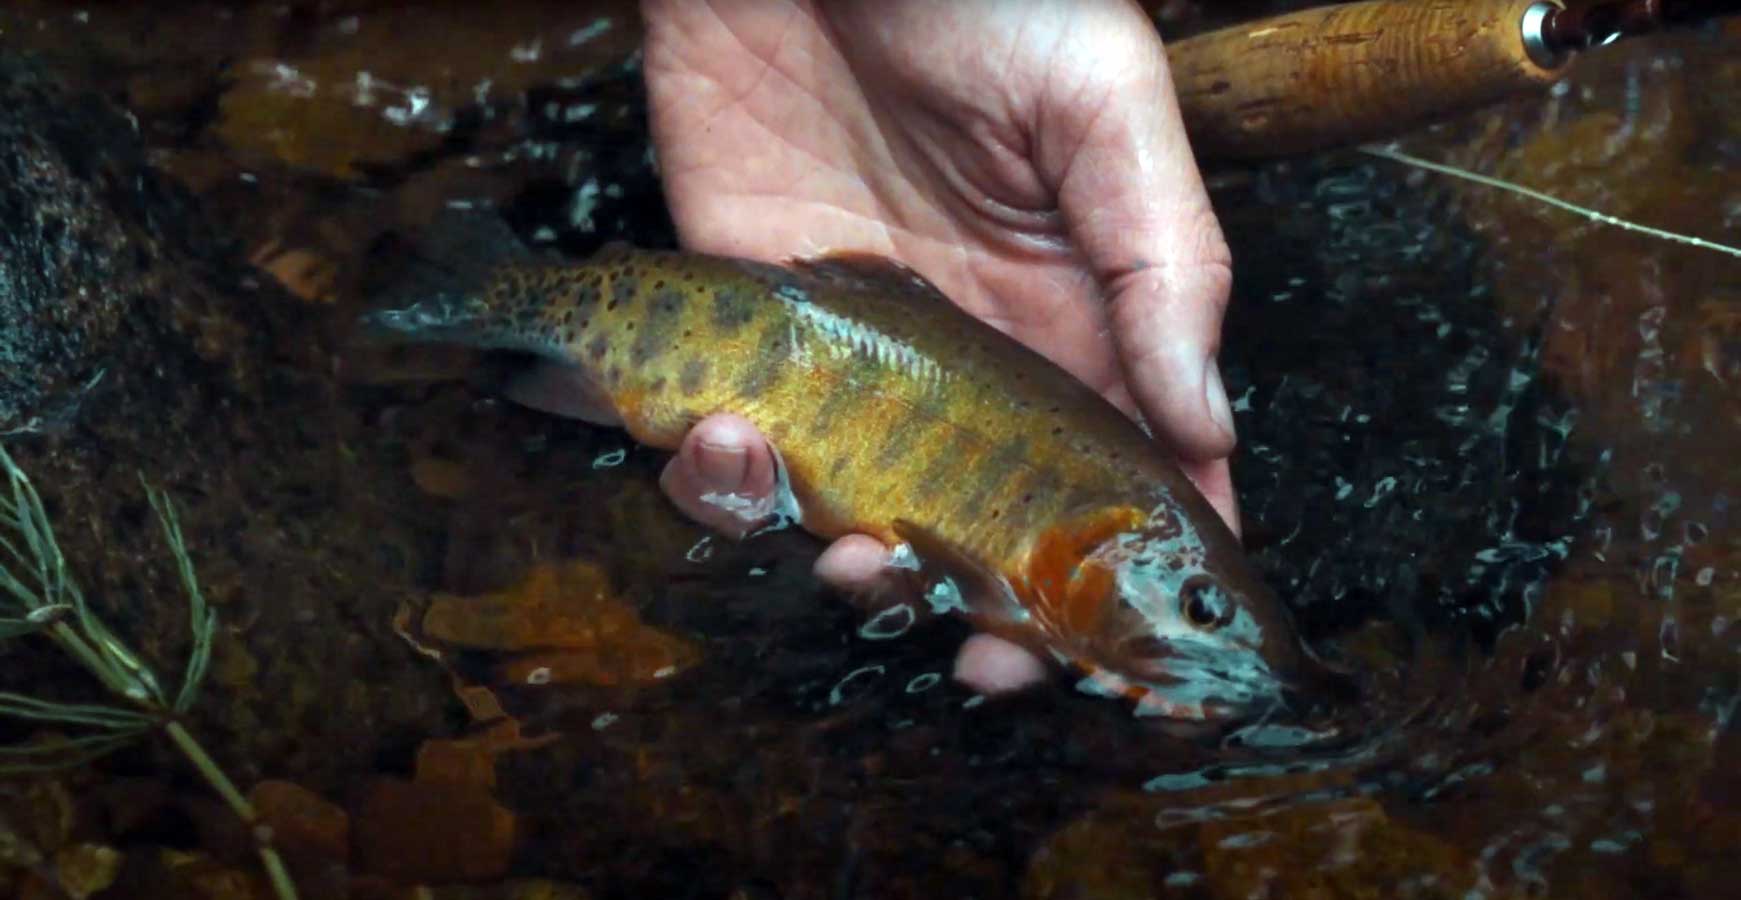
(1028, 504, 1320, 723)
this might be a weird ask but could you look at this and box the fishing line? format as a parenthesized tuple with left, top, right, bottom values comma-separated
(1360, 144, 1741, 260)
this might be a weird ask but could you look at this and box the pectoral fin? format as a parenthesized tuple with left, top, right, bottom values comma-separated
(891, 519, 1028, 631)
(1023, 505, 1147, 634)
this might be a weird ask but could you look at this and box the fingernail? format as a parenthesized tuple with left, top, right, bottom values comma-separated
(1203, 359, 1235, 442)
(695, 439, 750, 490)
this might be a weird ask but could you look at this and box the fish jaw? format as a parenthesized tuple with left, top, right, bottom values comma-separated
(1067, 633, 1287, 722)
(1074, 665, 1220, 721)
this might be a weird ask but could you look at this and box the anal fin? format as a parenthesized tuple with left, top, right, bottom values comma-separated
(503, 361, 622, 426)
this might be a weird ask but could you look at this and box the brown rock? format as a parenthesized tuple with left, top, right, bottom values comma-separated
(411, 457, 475, 500)
(415, 738, 500, 791)
(412, 559, 703, 687)
(249, 780, 350, 864)
(353, 777, 516, 883)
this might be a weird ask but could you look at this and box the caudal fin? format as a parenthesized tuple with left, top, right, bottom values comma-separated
(357, 210, 537, 343)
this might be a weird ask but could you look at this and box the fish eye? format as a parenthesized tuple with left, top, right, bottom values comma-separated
(1180, 578, 1234, 630)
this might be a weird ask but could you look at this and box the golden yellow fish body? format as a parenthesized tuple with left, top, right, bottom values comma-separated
(364, 217, 1317, 721)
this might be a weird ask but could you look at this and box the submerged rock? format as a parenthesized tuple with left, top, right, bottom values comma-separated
(410, 559, 703, 687)
(0, 54, 200, 433)
(0, 48, 449, 801)
(353, 777, 517, 884)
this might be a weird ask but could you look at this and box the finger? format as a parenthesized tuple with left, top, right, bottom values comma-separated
(658, 413, 781, 539)
(1180, 457, 1240, 536)
(1107, 264, 1236, 464)
(814, 533, 896, 594)
(1039, 16, 1237, 467)
(953, 633, 1049, 695)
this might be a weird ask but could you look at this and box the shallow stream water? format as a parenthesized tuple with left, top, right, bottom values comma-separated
(0, 3, 1735, 898)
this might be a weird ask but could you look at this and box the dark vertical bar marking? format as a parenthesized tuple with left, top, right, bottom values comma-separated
(733, 319, 790, 399)
(631, 287, 687, 367)
(958, 436, 1028, 515)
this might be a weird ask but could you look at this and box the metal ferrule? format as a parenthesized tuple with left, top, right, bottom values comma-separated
(1521, 2, 1570, 69)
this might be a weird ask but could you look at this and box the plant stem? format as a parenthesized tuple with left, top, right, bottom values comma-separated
(48, 622, 139, 700)
(163, 721, 300, 900)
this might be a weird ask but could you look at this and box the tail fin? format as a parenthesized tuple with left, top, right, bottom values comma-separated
(357, 210, 537, 343)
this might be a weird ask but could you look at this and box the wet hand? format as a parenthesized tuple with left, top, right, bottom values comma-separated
(641, 0, 1237, 695)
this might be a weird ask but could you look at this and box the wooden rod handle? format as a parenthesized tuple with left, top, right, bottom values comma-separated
(1168, 0, 1567, 159)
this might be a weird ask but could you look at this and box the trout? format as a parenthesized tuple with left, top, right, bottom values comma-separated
(361, 214, 1320, 722)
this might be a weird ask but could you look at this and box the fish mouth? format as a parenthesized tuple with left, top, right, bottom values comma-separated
(1077, 649, 1288, 723)
(1111, 627, 1360, 723)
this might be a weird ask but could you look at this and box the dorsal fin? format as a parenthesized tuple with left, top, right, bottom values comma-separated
(787, 252, 955, 304)
(590, 239, 639, 261)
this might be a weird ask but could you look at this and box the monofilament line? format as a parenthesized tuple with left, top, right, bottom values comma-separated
(1361, 145, 1741, 261)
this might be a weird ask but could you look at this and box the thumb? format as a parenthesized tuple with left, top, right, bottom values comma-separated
(1041, 24, 1236, 466)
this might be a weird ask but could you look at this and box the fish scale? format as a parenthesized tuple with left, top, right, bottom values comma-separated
(360, 213, 1327, 723)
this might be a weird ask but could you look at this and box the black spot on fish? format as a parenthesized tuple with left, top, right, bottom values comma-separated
(586, 334, 609, 362)
(830, 456, 850, 479)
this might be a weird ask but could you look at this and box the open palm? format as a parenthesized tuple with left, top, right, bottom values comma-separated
(638, 0, 1240, 692)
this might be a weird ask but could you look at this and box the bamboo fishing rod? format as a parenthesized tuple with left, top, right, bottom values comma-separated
(1167, 0, 1741, 158)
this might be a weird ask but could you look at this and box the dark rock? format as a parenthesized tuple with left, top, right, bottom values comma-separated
(0, 51, 450, 795)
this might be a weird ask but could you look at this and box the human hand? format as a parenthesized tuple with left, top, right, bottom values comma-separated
(638, 0, 1237, 694)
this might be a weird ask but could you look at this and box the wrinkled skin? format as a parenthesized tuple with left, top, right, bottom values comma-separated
(569, 0, 1237, 694)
